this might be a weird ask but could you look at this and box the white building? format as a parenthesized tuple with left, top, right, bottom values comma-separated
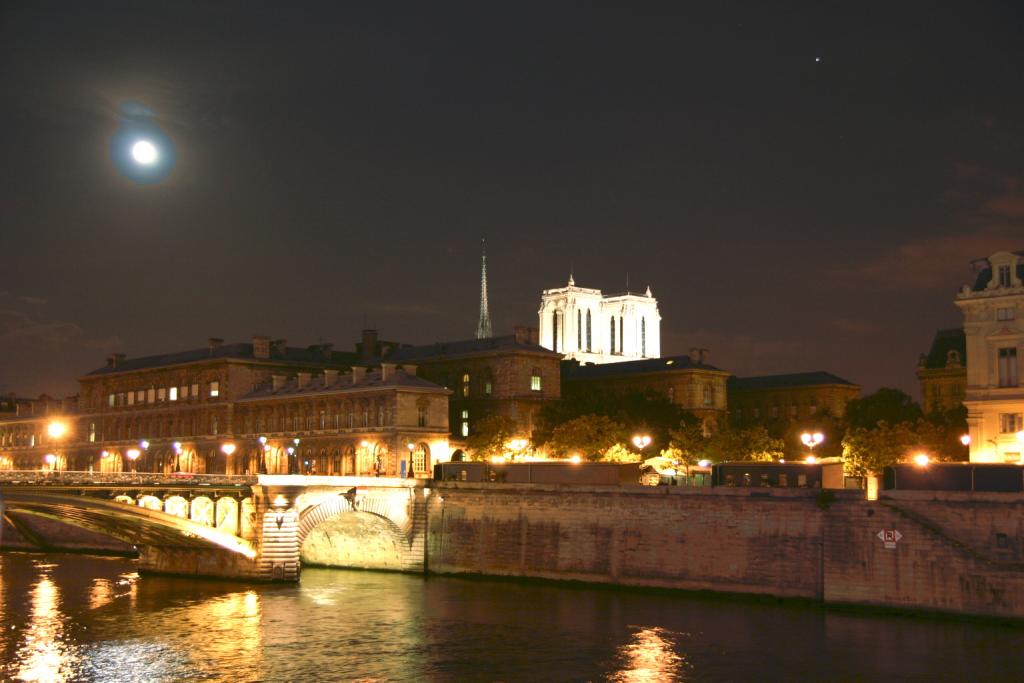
(956, 250, 1024, 462)
(538, 276, 661, 364)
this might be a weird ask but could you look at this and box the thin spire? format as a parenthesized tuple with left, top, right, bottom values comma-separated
(476, 239, 492, 339)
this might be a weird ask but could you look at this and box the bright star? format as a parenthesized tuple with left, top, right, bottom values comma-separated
(131, 140, 158, 165)
(815, 57, 822, 63)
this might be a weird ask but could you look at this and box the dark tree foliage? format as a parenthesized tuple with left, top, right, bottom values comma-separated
(534, 388, 694, 453)
(844, 388, 922, 430)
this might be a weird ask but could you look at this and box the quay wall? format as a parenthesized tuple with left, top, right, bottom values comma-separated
(427, 483, 1024, 619)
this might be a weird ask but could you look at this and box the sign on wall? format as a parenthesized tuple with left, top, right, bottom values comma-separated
(877, 529, 902, 549)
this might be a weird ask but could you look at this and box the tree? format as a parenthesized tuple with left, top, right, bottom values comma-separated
(464, 414, 518, 460)
(601, 443, 641, 463)
(548, 414, 629, 460)
(841, 417, 967, 477)
(845, 388, 922, 430)
(669, 424, 784, 463)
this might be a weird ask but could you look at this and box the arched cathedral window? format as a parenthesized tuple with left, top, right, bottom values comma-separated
(610, 316, 616, 354)
(586, 310, 592, 352)
(577, 309, 582, 350)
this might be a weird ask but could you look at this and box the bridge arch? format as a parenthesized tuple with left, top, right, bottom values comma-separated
(295, 491, 420, 572)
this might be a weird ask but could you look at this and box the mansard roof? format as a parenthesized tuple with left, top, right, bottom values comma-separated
(971, 250, 1024, 291)
(388, 335, 558, 362)
(728, 371, 858, 391)
(921, 328, 966, 369)
(239, 367, 443, 401)
(563, 354, 724, 379)
(83, 342, 357, 377)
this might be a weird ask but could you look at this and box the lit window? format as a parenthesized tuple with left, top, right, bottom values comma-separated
(169, 387, 178, 401)
(997, 307, 1016, 321)
(147, 388, 155, 403)
(461, 409, 469, 437)
(703, 385, 713, 406)
(462, 373, 470, 398)
(210, 381, 220, 397)
(531, 371, 542, 392)
(484, 381, 492, 396)
(137, 390, 145, 404)
(1000, 413, 1023, 434)
(89, 422, 96, 443)
(179, 385, 187, 400)
(211, 416, 218, 435)
(108, 394, 115, 407)
(127, 392, 135, 406)
(157, 387, 166, 402)
(191, 383, 199, 399)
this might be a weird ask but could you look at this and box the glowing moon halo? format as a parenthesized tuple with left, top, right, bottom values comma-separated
(131, 140, 158, 165)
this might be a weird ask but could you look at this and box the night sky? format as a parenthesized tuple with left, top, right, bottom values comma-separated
(2, 2, 1023, 399)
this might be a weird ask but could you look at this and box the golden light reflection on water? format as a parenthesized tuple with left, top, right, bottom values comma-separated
(16, 570, 80, 683)
(611, 626, 688, 682)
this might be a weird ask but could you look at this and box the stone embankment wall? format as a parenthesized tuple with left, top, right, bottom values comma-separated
(428, 483, 1024, 619)
(428, 483, 830, 598)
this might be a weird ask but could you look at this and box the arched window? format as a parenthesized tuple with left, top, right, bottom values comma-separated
(577, 309, 582, 350)
(619, 317, 624, 354)
(552, 311, 559, 352)
(642, 317, 646, 356)
(461, 372, 471, 398)
(610, 316, 616, 354)
(586, 310, 592, 352)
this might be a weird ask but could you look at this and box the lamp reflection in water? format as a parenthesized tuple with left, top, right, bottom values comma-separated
(16, 569, 80, 682)
(610, 626, 688, 682)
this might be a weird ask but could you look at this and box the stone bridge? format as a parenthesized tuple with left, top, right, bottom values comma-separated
(0, 471, 428, 582)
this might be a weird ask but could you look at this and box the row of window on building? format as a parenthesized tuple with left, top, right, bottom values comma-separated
(457, 369, 542, 398)
(734, 402, 820, 420)
(106, 381, 220, 408)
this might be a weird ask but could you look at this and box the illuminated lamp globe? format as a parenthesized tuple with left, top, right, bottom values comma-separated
(47, 421, 67, 439)
(131, 140, 158, 165)
(221, 443, 236, 456)
(960, 434, 971, 446)
(697, 459, 710, 468)
(44, 453, 57, 465)
(804, 455, 818, 465)
(913, 453, 930, 467)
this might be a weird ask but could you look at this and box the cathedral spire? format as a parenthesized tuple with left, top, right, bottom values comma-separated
(476, 239, 492, 339)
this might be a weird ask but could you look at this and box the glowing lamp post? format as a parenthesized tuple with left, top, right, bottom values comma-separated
(406, 442, 416, 478)
(801, 432, 824, 463)
(126, 448, 141, 473)
(43, 453, 57, 471)
(632, 434, 652, 452)
(960, 434, 971, 447)
(509, 438, 528, 461)
(46, 421, 68, 440)
(913, 453, 930, 467)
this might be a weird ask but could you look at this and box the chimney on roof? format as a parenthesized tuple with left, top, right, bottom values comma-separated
(208, 338, 224, 354)
(689, 348, 701, 364)
(361, 329, 378, 361)
(252, 336, 271, 359)
(381, 362, 396, 381)
(272, 374, 286, 391)
(699, 348, 710, 364)
(401, 364, 417, 376)
(323, 369, 339, 385)
(108, 353, 126, 369)
(297, 371, 311, 389)
(352, 366, 366, 384)
(273, 339, 287, 355)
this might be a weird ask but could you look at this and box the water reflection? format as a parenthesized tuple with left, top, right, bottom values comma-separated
(2, 554, 1024, 682)
(611, 626, 688, 682)
(16, 568, 79, 682)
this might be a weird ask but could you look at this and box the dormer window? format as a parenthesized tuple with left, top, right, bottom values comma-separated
(998, 265, 1012, 287)
(946, 349, 961, 366)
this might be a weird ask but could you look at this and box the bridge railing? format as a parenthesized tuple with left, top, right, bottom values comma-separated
(0, 470, 258, 487)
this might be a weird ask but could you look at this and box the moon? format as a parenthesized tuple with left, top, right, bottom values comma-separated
(131, 140, 158, 165)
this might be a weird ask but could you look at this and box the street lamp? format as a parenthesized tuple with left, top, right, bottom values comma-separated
(509, 438, 528, 461)
(290, 438, 301, 475)
(221, 443, 236, 456)
(43, 453, 57, 471)
(801, 432, 824, 463)
(407, 442, 416, 478)
(632, 434, 652, 451)
(960, 434, 971, 447)
(913, 453, 930, 467)
(126, 448, 141, 473)
(46, 421, 68, 440)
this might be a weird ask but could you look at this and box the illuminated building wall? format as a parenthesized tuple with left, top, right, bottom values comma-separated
(956, 250, 1024, 462)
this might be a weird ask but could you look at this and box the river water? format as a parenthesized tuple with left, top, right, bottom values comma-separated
(1, 554, 1023, 682)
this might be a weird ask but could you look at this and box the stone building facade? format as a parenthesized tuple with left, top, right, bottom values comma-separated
(388, 327, 562, 448)
(727, 372, 860, 425)
(956, 250, 1024, 463)
(917, 328, 967, 414)
(561, 350, 729, 429)
(0, 337, 449, 477)
(538, 276, 661, 364)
